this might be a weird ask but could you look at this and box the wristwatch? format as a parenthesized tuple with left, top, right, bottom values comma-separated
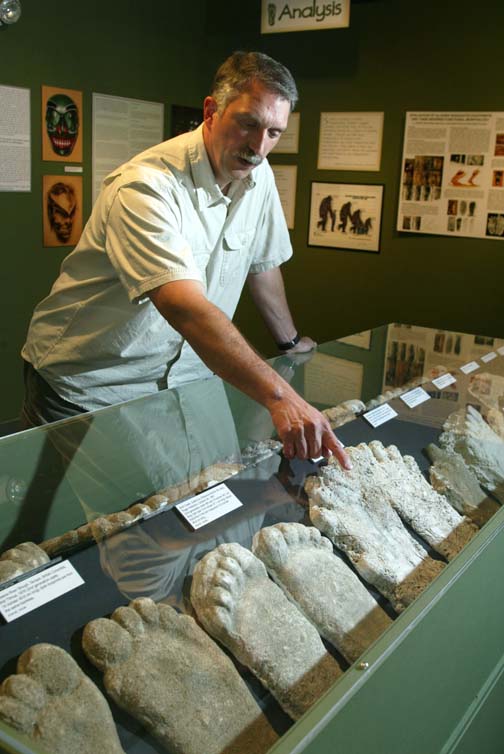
(277, 333, 300, 351)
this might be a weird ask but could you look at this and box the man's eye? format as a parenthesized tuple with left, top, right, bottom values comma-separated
(269, 130, 281, 139)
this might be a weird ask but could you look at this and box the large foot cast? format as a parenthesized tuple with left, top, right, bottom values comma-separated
(305, 445, 445, 612)
(190, 543, 342, 720)
(365, 441, 477, 560)
(0, 542, 49, 585)
(439, 405, 504, 501)
(252, 523, 392, 663)
(427, 443, 499, 527)
(0, 643, 124, 754)
(83, 597, 276, 754)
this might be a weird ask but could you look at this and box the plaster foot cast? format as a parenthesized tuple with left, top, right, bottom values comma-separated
(41, 496, 169, 558)
(305, 447, 445, 613)
(241, 440, 283, 465)
(438, 405, 504, 502)
(252, 523, 392, 664)
(366, 441, 477, 560)
(426, 443, 499, 528)
(0, 643, 124, 754)
(159, 463, 245, 503)
(190, 543, 342, 720)
(486, 408, 504, 440)
(468, 372, 504, 413)
(0, 542, 49, 585)
(83, 597, 276, 754)
(323, 399, 366, 429)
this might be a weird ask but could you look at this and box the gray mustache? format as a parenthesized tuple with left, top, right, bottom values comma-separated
(236, 150, 263, 166)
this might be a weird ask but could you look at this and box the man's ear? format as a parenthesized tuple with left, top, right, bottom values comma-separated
(203, 96, 218, 127)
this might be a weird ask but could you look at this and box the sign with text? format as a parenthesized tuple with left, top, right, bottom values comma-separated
(0, 561, 84, 622)
(261, 0, 350, 34)
(364, 403, 398, 428)
(176, 484, 243, 530)
(400, 387, 431, 409)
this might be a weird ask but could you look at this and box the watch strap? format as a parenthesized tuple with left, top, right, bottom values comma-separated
(277, 333, 300, 351)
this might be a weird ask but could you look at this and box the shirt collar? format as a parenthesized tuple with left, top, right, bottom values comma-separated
(187, 124, 256, 210)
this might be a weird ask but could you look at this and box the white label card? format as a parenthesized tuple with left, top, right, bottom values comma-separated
(400, 387, 431, 409)
(364, 403, 398, 428)
(460, 361, 480, 374)
(176, 484, 242, 530)
(432, 373, 457, 389)
(0, 561, 84, 623)
(481, 352, 497, 363)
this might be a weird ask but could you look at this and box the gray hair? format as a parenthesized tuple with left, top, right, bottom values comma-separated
(211, 51, 298, 113)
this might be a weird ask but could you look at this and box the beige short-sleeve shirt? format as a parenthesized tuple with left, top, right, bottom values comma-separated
(22, 125, 292, 410)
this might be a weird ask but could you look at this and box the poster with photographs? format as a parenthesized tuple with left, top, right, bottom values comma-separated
(42, 86, 83, 163)
(383, 323, 504, 391)
(308, 182, 383, 252)
(43, 175, 82, 247)
(397, 112, 504, 240)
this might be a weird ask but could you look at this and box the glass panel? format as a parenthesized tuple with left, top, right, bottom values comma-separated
(0, 322, 503, 754)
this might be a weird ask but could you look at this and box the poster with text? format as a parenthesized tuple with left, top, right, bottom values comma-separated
(397, 111, 504, 240)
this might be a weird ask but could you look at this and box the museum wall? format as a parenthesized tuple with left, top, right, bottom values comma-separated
(1, 0, 503, 425)
(204, 0, 504, 355)
(0, 0, 209, 424)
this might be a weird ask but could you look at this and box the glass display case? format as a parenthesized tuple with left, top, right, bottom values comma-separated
(0, 323, 503, 754)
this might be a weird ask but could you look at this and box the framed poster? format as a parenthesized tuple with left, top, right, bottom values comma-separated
(42, 85, 83, 162)
(271, 164, 297, 229)
(42, 175, 83, 247)
(397, 111, 504, 240)
(0, 84, 31, 191)
(318, 112, 383, 171)
(308, 182, 383, 253)
(271, 112, 300, 154)
(92, 93, 164, 204)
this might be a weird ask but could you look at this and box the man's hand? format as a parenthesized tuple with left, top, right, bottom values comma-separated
(285, 335, 317, 354)
(267, 390, 352, 468)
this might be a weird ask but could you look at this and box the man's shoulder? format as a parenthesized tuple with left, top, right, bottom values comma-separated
(133, 129, 197, 172)
(103, 128, 201, 192)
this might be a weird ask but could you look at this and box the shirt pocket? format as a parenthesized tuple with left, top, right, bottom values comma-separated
(221, 227, 256, 285)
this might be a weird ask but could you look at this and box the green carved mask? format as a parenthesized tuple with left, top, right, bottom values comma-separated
(46, 93, 79, 156)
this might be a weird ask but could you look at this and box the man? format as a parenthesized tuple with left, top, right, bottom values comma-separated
(22, 51, 350, 467)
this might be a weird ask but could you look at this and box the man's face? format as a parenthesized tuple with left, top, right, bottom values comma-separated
(203, 80, 290, 189)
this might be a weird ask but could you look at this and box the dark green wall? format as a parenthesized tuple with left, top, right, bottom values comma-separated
(0, 0, 209, 423)
(215, 0, 504, 353)
(1, 0, 503, 423)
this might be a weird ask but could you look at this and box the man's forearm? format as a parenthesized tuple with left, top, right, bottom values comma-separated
(154, 283, 293, 409)
(247, 267, 316, 354)
(247, 267, 297, 343)
(149, 280, 350, 465)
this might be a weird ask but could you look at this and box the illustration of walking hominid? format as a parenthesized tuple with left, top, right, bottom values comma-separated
(309, 182, 383, 253)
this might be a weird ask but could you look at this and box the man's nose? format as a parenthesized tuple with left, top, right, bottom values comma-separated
(249, 129, 269, 157)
